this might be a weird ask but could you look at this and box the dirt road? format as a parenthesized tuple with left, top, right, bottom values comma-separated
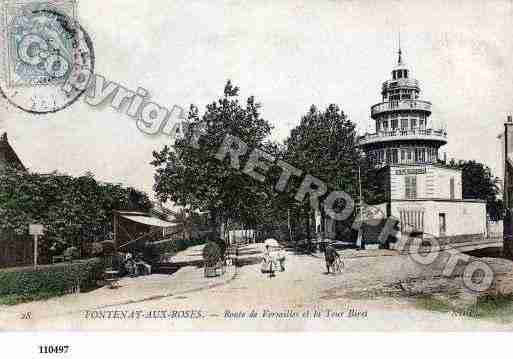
(1, 248, 512, 331)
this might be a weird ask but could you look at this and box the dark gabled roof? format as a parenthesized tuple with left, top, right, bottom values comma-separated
(0, 132, 26, 171)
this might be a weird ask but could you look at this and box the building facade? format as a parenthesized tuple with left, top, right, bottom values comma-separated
(358, 48, 487, 242)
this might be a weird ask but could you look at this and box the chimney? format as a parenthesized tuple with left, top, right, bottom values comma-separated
(0, 132, 7, 142)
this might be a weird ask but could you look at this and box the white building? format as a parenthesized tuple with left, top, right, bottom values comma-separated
(358, 46, 487, 243)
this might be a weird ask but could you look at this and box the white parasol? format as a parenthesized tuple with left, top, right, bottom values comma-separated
(264, 238, 279, 247)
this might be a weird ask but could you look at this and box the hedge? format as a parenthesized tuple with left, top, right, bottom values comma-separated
(0, 258, 103, 297)
(144, 235, 208, 263)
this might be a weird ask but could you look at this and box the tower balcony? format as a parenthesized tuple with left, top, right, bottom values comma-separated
(358, 128, 448, 147)
(371, 100, 432, 118)
(382, 78, 420, 93)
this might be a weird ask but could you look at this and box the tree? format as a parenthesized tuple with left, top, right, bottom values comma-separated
(447, 159, 502, 220)
(284, 104, 365, 239)
(0, 167, 152, 256)
(151, 81, 274, 239)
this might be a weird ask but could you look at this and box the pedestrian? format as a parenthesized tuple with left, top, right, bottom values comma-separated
(277, 248, 286, 271)
(134, 252, 151, 276)
(262, 244, 275, 277)
(324, 243, 339, 274)
(124, 256, 136, 277)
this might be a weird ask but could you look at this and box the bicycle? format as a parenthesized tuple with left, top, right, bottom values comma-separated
(331, 257, 344, 274)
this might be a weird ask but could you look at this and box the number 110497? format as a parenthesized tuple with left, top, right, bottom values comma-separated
(38, 345, 69, 354)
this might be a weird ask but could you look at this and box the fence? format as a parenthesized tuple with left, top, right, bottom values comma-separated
(0, 233, 34, 269)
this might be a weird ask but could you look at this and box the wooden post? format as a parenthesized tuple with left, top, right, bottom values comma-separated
(504, 118, 513, 258)
(33, 234, 38, 268)
(29, 224, 44, 268)
(113, 210, 118, 246)
(357, 165, 364, 249)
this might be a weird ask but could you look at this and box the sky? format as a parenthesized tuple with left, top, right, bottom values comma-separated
(1, 0, 512, 199)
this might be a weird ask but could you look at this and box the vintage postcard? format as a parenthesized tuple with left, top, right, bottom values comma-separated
(1, 0, 513, 341)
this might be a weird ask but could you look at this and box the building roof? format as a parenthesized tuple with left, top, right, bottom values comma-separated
(378, 162, 462, 173)
(120, 214, 175, 228)
(0, 132, 26, 171)
(389, 162, 462, 172)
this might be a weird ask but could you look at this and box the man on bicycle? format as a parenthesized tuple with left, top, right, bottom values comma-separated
(324, 243, 340, 274)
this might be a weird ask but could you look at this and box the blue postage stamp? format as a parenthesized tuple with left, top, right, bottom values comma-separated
(2, 0, 77, 88)
(0, 0, 93, 113)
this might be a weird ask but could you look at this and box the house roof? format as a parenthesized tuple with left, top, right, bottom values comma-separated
(120, 214, 175, 228)
(0, 132, 26, 171)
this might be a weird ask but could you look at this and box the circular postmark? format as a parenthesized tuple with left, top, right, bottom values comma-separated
(0, 6, 94, 114)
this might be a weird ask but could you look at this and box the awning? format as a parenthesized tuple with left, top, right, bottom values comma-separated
(120, 215, 175, 228)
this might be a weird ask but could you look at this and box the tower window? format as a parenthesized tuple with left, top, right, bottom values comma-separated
(405, 176, 417, 199)
(415, 148, 426, 163)
(392, 149, 398, 164)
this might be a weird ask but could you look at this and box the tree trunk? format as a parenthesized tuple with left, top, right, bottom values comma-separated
(287, 209, 293, 242)
(320, 206, 326, 234)
(306, 208, 311, 240)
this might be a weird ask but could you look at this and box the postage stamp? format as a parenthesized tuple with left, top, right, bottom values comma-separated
(0, 0, 93, 113)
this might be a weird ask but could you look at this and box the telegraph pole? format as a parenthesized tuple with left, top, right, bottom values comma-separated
(356, 165, 364, 249)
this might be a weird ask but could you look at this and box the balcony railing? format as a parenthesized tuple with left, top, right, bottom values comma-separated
(382, 78, 420, 91)
(371, 100, 432, 117)
(359, 128, 447, 145)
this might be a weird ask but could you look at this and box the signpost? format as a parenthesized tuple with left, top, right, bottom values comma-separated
(394, 167, 427, 176)
(29, 224, 44, 268)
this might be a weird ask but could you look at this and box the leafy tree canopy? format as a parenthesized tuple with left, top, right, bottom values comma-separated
(151, 81, 274, 233)
(0, 168, 151, 252)
(447, 159, 502, 220)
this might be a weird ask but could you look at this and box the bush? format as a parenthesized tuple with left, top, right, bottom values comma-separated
(0, 258, 103, 297)
(63, 246, 79, 259)
(100, 240, 116, 255)
(144, 235, 209, 263)
(91, 242, 103, 256)
(82, 242, 103, 257)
